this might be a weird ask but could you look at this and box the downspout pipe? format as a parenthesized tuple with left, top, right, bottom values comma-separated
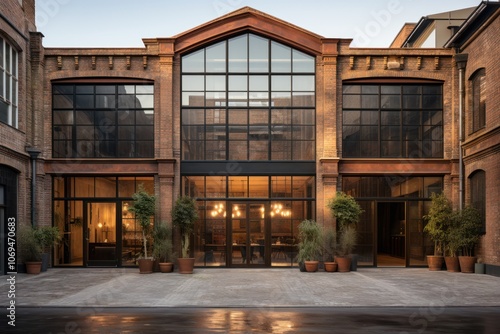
(26, 148, 42, 227)
(454, 53, 468, 211)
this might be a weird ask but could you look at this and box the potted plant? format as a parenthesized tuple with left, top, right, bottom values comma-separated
(296, 220, 322, 272)
(321, 226, 337, 272)
(128, 185, 156, 274)
(327, 192, 363, 272)
(443, 214, 461, 272)
(172, 196, 199, 274)
(34, 226, 61, 272)
(423, 192, 451, 271)
(453, 206, 482, 273)
(152, 221, 174, 273)
(18, 226, 43, 274)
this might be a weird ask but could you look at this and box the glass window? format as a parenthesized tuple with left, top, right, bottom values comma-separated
(0, 37, 18, 128)
(181, 33, 315, 162)
(471, 69, 486, 133)
(343, 84, 442, 158)
(469, 170, 486, 232)
(271, 42, 291, 73)
(182, 49, 204, 72)
(249, 35, 269, 72)
(206, 41, 226, 72)
(229, 35, 248, 73)
(52, 83, 154, 158)
(293, 50, 315, 73)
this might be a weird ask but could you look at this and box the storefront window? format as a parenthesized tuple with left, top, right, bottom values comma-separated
(53, 176, 154, 267)
(343, 176, 442, 267)
(183, 176, 315, 267)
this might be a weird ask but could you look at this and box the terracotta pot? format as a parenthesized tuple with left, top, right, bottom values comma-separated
(304, 261, 319, 272)
(25, 262, 42, 275)
(444, 256, 460, 272)
(324, 262, 338, 272)
(158, 262, 174, 273)
(177, 258, 195, 274)
(458, 256, 476, 273)
(138, 258, 154, 274)
(427, 255, 444, 271)
(336, 256, 352, 272)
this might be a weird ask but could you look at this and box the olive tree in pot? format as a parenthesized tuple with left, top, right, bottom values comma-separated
(296, 220, 322, 272)
(327, 192, 363, 272)
(172, 196, 199, 274)
(452, 206, 482, 273)
(423, 192, 451, 271)
(128, 186, 156, 274)
(152, 221, 175, 273)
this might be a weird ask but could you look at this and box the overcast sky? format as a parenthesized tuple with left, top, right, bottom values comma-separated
(36, 0, 485, 48)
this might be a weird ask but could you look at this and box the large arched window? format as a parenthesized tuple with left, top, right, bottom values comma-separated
(181, 33, 316, 161)
(470, 68, 486, 133)
(469, 170, 486, 232)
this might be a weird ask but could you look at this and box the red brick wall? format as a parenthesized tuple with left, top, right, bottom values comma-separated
(461, 14, 500, 266)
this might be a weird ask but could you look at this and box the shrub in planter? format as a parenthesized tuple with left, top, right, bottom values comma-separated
(423, 192, 452, 271)
(452, 206, 482, 273)
(153, 221, 175, 273)
(296, 220, 322, 272)
(18, 226, 43, 274)
(321, 226, 337, 272)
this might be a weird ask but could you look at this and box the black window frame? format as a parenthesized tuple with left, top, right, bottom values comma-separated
(342, 83, 443, 158)
(181, 33, 316, 162)
(52, 83, 154, 158)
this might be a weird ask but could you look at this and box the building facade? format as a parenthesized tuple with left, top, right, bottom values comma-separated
(0, 0, 39, 274)
(1, 1, 498, 274)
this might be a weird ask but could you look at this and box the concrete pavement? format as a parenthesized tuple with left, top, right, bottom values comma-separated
(1, 268, 499, 308)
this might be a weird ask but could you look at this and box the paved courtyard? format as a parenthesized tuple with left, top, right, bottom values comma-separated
(2, 268, 499, 308)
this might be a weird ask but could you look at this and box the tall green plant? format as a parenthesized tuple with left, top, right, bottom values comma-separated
(327, 192, 363, 229)
(152, 221, 174, 262)
(452, 206, 482, 257)
(327, 192, 363, 256)
(34, 226, 61, 253)
(297, 219, 323, 263)
(321, 226, 337, 262)
(18, 226, 43, 262)
(172, 196, 199, 258)
(423, 192, 452, 256)
(128, 185, 156, 259)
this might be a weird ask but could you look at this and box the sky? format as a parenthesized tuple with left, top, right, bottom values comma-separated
(35, 0, 485, 48)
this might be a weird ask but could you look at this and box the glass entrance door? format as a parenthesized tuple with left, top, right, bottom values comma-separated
(230, 203, 266, 266)
(85, 202, 118, 266)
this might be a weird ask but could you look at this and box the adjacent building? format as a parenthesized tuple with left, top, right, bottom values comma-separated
(1, 0, 498, 274)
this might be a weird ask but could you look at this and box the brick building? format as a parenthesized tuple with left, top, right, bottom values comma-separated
(0, 0, 40, 273)
(445, 2, 500, 272)
(1, 1, 498, 274)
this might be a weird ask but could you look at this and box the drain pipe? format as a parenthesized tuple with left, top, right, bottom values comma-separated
(26, 147, 41, 227)
(454, 54, 468, 210)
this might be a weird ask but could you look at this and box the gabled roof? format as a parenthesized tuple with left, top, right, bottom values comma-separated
(171, 6, 328, 55)
(444, 1, 500, 49)
(401, 7, 475, 48)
